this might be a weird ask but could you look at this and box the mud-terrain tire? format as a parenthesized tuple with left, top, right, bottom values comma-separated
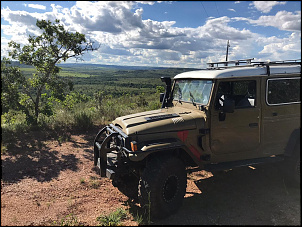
(138, 155, 187, 219)
(113, 174, 139, 201)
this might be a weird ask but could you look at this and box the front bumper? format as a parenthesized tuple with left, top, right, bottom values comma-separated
(94, 124, 133, 178)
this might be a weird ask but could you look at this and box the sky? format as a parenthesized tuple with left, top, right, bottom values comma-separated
(1, 1, 301, 68)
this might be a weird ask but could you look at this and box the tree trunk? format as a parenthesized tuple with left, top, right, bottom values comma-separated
(33, 86, 43, 125)
(16, 102, 34, 125)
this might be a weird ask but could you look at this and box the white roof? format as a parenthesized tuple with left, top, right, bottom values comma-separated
(174, 65, 301, 79)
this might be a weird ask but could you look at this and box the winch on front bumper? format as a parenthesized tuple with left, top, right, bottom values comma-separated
(93, 123, 134, 178)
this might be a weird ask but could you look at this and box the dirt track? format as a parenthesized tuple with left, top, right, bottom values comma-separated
(1, 129, 300, 225)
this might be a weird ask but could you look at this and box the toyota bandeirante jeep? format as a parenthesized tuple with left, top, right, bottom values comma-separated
(94, 59, 300, 219)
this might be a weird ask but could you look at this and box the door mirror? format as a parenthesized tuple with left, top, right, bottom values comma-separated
(223, 98, 235, 113)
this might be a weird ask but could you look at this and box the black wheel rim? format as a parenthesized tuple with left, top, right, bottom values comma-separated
(163, 175, 178, 202)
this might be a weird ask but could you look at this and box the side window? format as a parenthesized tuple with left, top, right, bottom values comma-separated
(267, 78, 300, 105)
(215, 80, 256, 109)
(233, 80, 256, 108)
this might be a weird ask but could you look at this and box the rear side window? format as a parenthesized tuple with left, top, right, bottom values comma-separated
(266, 77, 300, 105)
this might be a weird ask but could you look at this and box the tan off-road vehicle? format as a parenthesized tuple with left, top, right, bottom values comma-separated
(94, 59, 300, 219)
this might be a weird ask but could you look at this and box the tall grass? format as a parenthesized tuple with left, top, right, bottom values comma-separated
(96, 208, 128, 226)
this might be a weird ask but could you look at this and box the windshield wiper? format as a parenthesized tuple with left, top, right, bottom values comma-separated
(189, 91, 196, 106)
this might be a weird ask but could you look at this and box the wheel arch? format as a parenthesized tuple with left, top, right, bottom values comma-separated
(128, 138, 201, 168)
(144, 146, 198, 168)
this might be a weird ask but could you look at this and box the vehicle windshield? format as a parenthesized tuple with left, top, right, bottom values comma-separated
(172, 79, 213, 105)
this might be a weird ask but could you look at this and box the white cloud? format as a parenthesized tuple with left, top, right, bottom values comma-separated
(1, 7, 39, 26)
(1, 1, 301, 68)
(235, 10, 301, 31)
(0, 2, 264, 68)
(1, 36, 11, 57)
(135, 1, 156, 5)
(257, 11, 301, 31)
(228, 9, 236, 12)
(251, 1, 286, 13)
(200, 17, 253, 40)
(64, 1, 144, 34)
(256, 32, 301, 60)
(23, 3, 46, 10)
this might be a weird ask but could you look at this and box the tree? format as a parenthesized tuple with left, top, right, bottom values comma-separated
(1, 58, 31, 119)
(6, 19, 98, 125)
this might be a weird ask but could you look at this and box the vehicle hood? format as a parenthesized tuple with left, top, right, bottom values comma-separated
(113, 107, 202, 135)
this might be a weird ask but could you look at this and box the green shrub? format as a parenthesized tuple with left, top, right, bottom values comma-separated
(73, 110, 93, 130)
(63, 92, 90, 110)
(53, 213, 82, 226)
(50, 109, 74, 131)
(1, 110, 29, 133)
(147, 100, 161, 110)
(137, 95, 148, 107)
(96, 208, 127, 226)
(1, 89, 161, 134)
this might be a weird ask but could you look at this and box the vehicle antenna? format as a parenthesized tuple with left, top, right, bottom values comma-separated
(226, 40, 230, 62)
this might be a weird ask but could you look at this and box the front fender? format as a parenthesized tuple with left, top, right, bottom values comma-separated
(128, 140, 185, 161)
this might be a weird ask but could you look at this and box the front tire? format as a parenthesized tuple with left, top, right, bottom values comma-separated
(138, 155, 187, 219)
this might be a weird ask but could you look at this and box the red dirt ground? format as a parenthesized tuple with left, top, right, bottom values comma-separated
(1, 127, 300, 225)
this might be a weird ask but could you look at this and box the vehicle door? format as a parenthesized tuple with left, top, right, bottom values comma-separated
(261, 76, 301, 155)
(210, 79, 261, 156)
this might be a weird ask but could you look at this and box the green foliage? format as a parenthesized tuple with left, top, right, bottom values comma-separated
(40, 93, 54, 116)
(96, 208, 127, 226)
(1, 142, 8, 155)
(63, 92, 90, 110)
(49, 109, 74, 131)
(156, 85, 165, 94)
(147, 100, 161, 110)
(73, 109, 94, 130)
(4, 19, 97, 125)
(9, 19, 89, 69)
(137, 94, 148, 107)
(53, 213, 82, 226)
(132, 212, 144, 225)
(1, 110, 29, 133)
(1, 58, 26, 113)
(2, 60, 193, 133)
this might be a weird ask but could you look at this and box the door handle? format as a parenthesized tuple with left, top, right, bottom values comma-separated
(249, 123, 258, 128)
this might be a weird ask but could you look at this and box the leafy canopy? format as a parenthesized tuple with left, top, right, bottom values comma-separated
(8, 19, 96, 72)
(3, 19, 98, 124)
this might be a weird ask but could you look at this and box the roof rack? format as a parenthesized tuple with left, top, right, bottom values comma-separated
(207, 58, 255, 68)
(256, 59, 301, 66)
(207, 58, 301, 69)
